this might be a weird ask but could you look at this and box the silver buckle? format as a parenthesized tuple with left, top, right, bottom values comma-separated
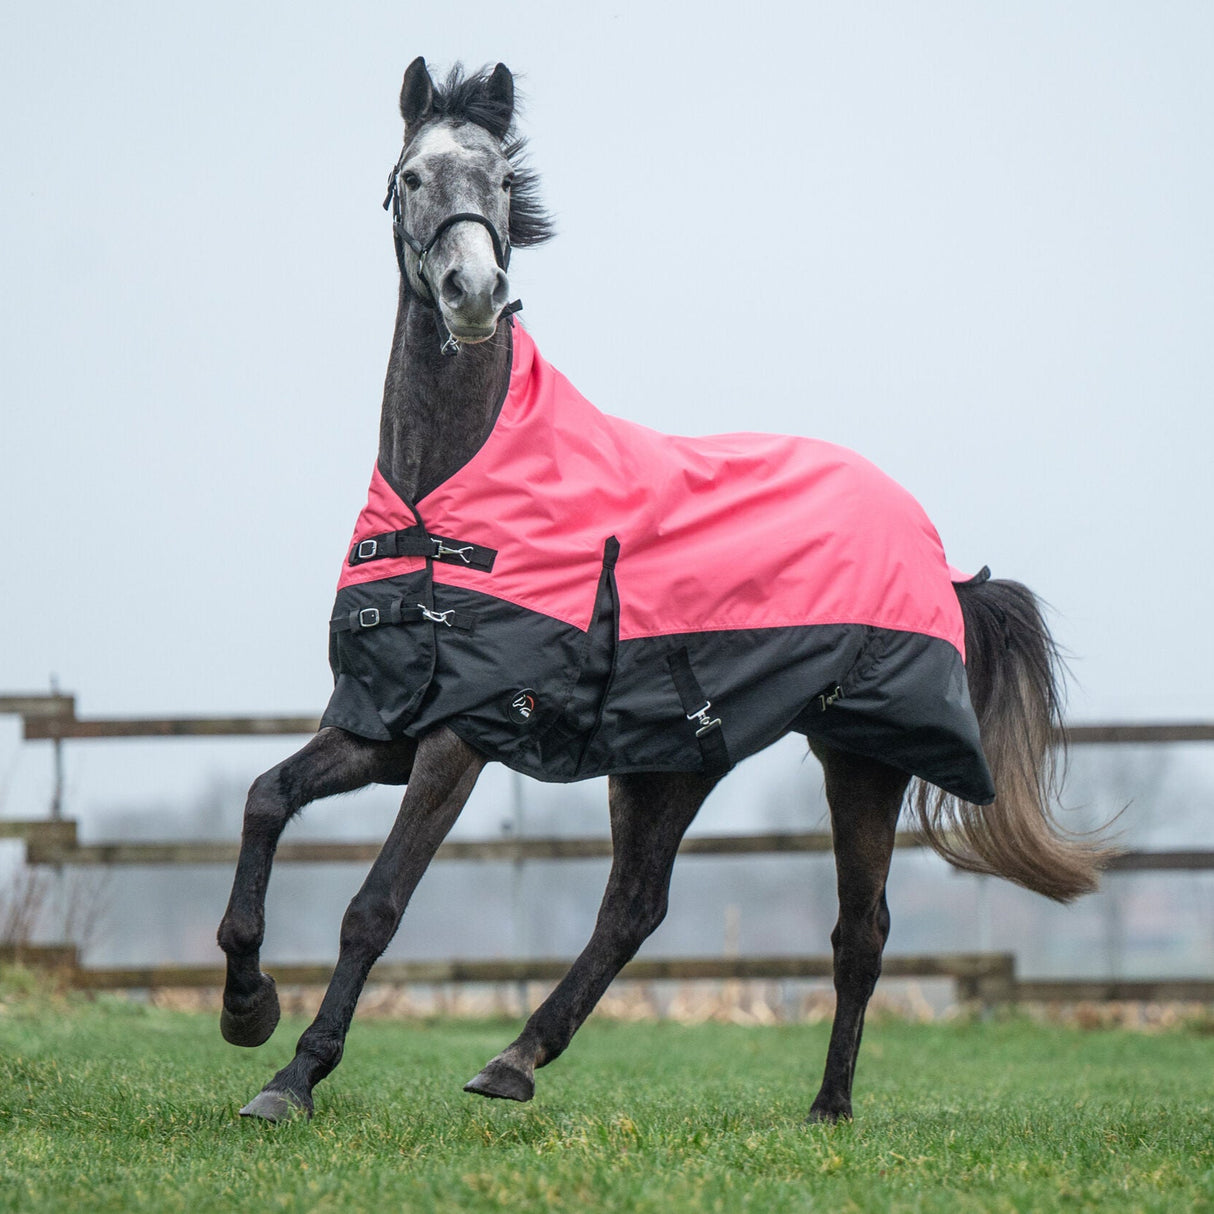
(357, 539, 378, 560)
(686, 701, 722, 737)
(358, 607, 380, 628)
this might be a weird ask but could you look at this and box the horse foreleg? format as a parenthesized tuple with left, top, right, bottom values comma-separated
(808, 744, 909, 1123)
(217, 727, 417, 1048)
(239, 727, 483, 1121)
(465, 770, 715, 1102)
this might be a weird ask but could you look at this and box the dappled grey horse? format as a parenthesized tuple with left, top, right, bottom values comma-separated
(217, 58, 1107, 1124)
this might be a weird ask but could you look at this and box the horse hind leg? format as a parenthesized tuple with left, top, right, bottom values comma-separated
(240, 728, 483, 1121)
(216, 727, 417, 1048)
(465, 770, 716, 1102)
(808, 743, 909, 1124)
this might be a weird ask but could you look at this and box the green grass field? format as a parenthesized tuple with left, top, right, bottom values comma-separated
(1, 981, 1211, 1213)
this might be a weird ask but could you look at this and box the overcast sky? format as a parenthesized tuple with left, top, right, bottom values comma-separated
(1, 3, 1210, 830)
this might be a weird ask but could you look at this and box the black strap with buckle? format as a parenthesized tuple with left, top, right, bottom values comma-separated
(666, 648, 731, 775)
(348, 526, 497, 572)
(329, 599, 476, 635)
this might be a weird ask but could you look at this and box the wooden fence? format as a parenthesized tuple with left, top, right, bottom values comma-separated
(2, 693, 1212, 1006)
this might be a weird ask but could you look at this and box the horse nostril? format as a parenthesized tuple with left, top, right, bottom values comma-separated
(440, 268, 466, 307)
(491, 269, 509, 310)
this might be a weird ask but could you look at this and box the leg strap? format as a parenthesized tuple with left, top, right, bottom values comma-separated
(666, 648, 731, 775)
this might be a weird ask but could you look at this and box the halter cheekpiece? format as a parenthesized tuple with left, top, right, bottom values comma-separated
(383, 152, 521, 356)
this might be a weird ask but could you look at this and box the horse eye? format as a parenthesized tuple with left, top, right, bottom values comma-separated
(501, 174, 514, 192)
(402, 171, 421, 190)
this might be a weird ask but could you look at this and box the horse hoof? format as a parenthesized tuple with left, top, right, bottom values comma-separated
(239, 1087, 312, 1122)
(806, 1103, 852, 1125)
(220, 974, 281, 1047)
(464, 1058, 535, 1102)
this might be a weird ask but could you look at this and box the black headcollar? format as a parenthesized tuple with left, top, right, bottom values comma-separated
(382, 154, 521, 356)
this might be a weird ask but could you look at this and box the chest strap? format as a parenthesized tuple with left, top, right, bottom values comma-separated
(330, 600, 476, 634)
(666, 648, 731, 775)
(348, 526, 496, 572)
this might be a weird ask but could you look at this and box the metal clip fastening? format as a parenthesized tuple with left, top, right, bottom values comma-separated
(356, 539, 378, 559)
(685, 701, 722, 737)
(416, 604, 454, 627)
(433, 539, 474, 564)
(358, 607, 381, 629)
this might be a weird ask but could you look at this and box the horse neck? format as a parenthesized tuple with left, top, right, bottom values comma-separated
(377, 289, 512, 504)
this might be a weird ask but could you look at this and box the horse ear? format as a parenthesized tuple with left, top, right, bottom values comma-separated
(486, 63, 514, 127)
(400, 56, 434, 129)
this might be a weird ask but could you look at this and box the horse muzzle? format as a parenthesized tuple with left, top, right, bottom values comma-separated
(437, 262, 511, 342)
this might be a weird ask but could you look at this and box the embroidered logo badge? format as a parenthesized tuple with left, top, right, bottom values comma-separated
(507, 689, 537, 726)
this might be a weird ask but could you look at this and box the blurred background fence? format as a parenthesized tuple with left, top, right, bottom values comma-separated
(1, 693, 1212, 1010)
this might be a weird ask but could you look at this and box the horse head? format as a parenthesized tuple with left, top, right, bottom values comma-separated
(388, 57, 552, 348)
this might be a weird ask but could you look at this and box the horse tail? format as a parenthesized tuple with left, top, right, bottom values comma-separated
(910, 574, 1111, 903)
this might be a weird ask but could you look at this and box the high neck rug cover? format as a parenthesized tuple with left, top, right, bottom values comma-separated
(320, 321, 995, 803)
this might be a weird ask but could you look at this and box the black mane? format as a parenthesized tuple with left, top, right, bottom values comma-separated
(423, 63, 554, 249)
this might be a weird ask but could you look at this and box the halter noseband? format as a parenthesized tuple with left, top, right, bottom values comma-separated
(383, 154, 521, 356)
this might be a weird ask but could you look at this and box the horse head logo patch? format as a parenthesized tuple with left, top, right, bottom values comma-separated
(507, 689, 537, 726)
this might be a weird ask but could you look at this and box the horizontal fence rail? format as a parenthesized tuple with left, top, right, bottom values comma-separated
(5, 945, 1212, 1006)
(3, 694, 1213, 745)
(19, 714, 323, 740)
(1012, 979, 1214, 1002)
(0, 944, 1017, 1003)
(1, 818, 1211, 874)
